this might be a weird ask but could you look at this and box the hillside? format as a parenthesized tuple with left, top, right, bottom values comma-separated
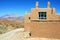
(0, 20, 24, 34)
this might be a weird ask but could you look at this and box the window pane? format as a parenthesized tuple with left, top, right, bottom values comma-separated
(38, 12, 46, 19)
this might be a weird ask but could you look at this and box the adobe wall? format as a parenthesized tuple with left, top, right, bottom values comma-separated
(30, 21, 60, 39)
(30, 8, 56, 20)
(24, 13, 30, 31)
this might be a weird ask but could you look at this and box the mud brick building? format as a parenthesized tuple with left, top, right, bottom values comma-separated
(24, 1, 60, 39)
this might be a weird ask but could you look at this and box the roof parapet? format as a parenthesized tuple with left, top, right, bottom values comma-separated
(36, 1, 39, 8)
(47, 1, 50, 8)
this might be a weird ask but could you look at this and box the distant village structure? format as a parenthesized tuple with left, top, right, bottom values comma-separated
(24, 1, 60, 39)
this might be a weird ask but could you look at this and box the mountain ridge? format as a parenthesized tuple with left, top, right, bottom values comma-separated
(0, 14, 24, 21)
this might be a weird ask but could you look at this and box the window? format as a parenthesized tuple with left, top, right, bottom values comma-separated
(38, 12, 46, 19)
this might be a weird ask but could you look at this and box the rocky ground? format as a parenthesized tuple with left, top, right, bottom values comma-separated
(0, 28, 60, 40)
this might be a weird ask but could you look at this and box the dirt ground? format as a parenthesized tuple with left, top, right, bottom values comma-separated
(0, 28, 60, 40)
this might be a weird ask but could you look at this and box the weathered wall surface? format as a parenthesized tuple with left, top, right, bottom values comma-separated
(24, 13, 30, 31)
(30, 21, 60, 39)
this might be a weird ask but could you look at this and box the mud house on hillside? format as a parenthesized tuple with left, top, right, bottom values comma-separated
(24, 1, 60, 39)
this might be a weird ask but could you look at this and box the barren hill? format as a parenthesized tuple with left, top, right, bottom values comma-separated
(0, 14, 24, 21)
(0, 20, 24, 34)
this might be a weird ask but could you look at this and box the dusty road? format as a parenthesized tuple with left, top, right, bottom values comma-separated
(0, 28, 26, 40)
(0, 28, 60, 40)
